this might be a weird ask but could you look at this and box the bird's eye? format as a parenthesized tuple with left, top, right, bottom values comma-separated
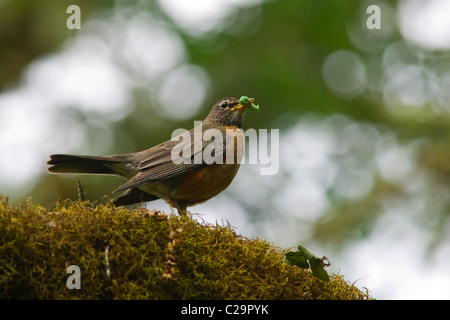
(220, 101, 228, 108)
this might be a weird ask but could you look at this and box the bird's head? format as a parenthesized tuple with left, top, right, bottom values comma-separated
(206, 96, 259, 128)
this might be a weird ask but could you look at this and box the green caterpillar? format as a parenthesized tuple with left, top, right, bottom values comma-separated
(239, 96, 260, 111)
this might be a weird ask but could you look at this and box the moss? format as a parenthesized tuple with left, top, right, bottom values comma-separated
(0, 195, 371, 300)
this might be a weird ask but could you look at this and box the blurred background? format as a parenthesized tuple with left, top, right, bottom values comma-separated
(1, 0, 449, 299)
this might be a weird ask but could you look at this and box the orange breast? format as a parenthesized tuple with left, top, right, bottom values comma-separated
(175, 163, 240, 204)
(174, 126, 244, 205)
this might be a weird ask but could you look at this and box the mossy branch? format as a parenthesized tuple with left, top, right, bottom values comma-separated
(0, 195, 371, 300)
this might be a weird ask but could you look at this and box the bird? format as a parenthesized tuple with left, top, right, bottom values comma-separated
(47, 96, 258, 215)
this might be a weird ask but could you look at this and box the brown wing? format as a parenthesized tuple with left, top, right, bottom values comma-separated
(113, 126, 228, 193)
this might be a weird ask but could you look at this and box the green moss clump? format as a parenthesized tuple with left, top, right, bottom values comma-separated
(0, 195, 371, 300)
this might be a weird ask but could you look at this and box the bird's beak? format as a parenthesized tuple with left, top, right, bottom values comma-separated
(232, 98, 254, 113)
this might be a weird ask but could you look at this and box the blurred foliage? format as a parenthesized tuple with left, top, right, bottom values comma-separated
(0, 0, 108, 89)
(0, 0, 449, 255)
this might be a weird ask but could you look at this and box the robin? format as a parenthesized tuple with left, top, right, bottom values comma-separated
(47, 96, 259, 215)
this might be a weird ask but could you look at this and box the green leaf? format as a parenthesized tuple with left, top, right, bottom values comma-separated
(309, 259, 331, 282)
(285, 244, 331, 282)
(285, 251, 309, 269)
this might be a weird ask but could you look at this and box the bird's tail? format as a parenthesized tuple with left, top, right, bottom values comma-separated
(47, 154, 124, 175)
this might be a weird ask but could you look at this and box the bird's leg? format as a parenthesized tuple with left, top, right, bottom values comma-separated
(170, 198, 188, 216)
(176, 202, 188, 216)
